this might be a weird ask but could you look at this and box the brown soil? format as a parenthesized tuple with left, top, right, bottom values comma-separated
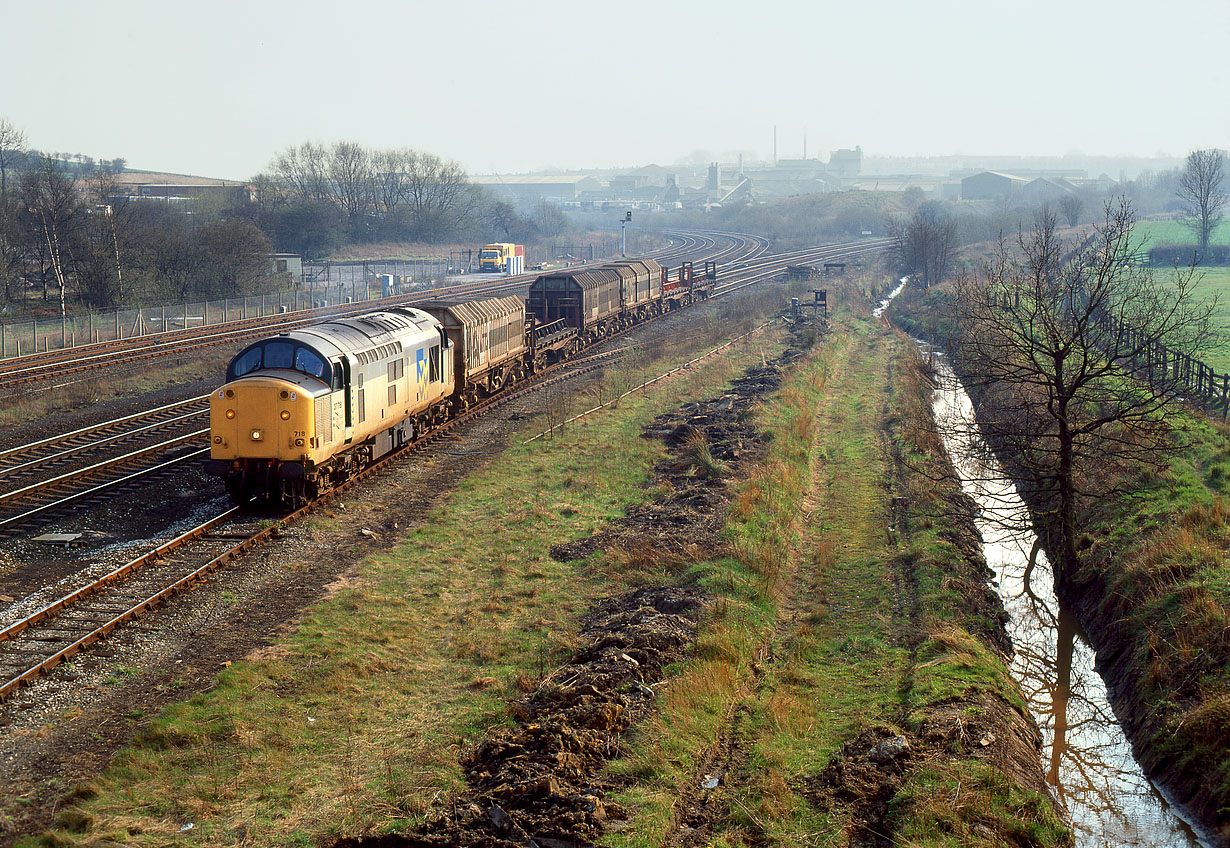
(0, 300, 744, 846)
(549, 359, 786, 566)
(802, 693, 1054, 848)
(330, 324, 807, 848)
(334, 586, 703, 848)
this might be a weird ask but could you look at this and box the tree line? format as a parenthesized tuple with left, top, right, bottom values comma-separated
(0, 121, 572, 314)
(247, 140, 569, 259)
(0, 121, 272, 314)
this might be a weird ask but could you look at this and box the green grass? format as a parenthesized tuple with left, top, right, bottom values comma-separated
(890, 763, 1071, 848)
(31, 300, 788, 848)
(605, 293, 1068, 846)
(1174, 267, 1230, 371)
(1137, 219, 1230, 249)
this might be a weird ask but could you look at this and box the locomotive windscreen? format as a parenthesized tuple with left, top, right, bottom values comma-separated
(227, 341, 331, 383)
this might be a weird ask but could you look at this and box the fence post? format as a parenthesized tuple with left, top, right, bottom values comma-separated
(33, 320, 37, 353)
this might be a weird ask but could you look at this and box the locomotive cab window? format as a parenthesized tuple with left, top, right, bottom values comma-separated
(228, 345, 263, 380)
(227, 341, 331, 383)
(429, 345, 440, 383)
(294, 347, 329, 383)
(265, 341, 294, 369)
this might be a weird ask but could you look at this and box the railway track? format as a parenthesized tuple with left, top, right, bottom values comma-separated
(0, 232, 750, 397)
(0, 234, 886, 700)
(0, 234, 871, 538)
(0, 396, 211, 534)
(0, 329, 640, 702)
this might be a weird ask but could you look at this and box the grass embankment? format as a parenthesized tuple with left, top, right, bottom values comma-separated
(1065, 408, 1230, 840)
(33, 296, 793, 847)
(891, 276, 1230, 842)
(605, 299, 1068, 846)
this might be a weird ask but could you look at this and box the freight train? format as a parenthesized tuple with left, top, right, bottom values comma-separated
(204, 258, 715, 505)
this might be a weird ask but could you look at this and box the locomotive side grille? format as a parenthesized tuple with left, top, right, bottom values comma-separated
(315, 395, 332, 443)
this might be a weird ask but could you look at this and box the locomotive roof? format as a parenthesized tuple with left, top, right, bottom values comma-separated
(276, 307, 440, 359)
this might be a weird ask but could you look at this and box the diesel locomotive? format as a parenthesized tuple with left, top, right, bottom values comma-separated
(205, 258, 714, 505)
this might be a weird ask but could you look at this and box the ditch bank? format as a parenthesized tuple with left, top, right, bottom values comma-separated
(804, 340, 1069, 847)
(1047, 520, 1229, 846)
(887, 281, 1222, 845)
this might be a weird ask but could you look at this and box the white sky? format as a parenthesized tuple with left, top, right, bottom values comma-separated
(3, 0, 1227, 179)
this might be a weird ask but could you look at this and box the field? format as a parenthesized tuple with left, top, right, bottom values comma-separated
(1151, 266, 1230, 373)
(1184, 267, 1230, 372)
(1136, 219, 1230, 248)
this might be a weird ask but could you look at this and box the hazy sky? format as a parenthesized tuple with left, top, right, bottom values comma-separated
(3, 0, 1227, 179)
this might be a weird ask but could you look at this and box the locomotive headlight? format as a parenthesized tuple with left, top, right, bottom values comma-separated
(213, 436, 223, 445)
(280, 410, 291, 420)
(225, 409, 236, 419)
(251, 429, 263, 441)
(295, 438, 305, 447)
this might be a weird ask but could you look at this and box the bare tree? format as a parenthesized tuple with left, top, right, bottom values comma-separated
(328, 141, 372, 222)
(888, 201, 959, 287)
(21, 157, 81, 317)
(1059, 194, 1083, 227)
(86, 165, 128, 304)
(0, 118, 26, 204)
(951, 200, 1214, 574)
(371, 148, 410, 216)
(1177, 148, 1226, 253)
(268, 142, 472, 242)
(531, 198, 568, 239)
(272, 142, 331, 204)
(0, 118, 27, 301)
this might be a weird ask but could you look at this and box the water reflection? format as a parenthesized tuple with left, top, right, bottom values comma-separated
(925, 346, 1210, 848)
(873, 277, 908, 318)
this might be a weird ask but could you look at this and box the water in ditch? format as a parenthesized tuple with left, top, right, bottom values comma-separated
(925, 345, 1212, 847)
